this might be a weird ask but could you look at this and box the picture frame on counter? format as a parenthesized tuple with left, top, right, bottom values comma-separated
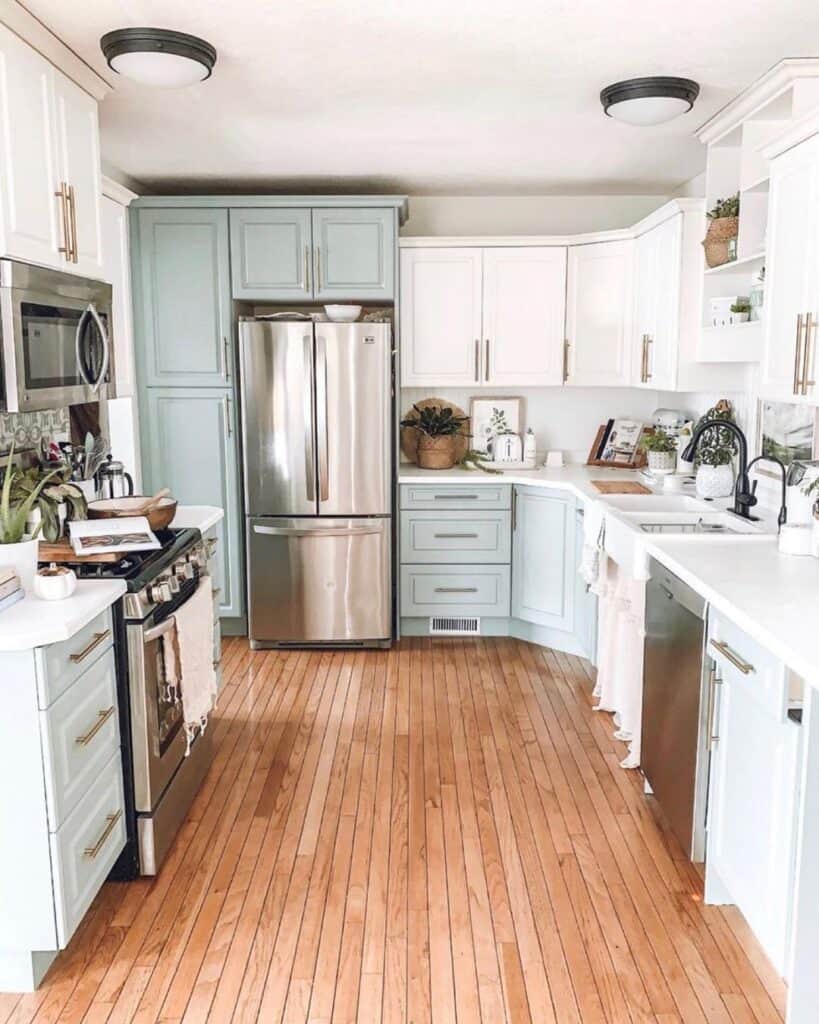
(469, 396, 523, 455)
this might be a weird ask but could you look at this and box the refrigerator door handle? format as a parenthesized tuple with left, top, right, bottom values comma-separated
(315, 334, 329, 502)
(252, 524, 383, 538)
(303, 335, 316, 503)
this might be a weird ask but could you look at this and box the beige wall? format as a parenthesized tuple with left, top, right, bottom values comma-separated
(401, 194, 670, 236)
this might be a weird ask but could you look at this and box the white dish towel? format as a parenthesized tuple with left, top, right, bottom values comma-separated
(162, 579, 217, 755)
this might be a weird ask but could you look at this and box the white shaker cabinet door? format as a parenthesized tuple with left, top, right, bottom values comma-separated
(565, 239, 634, 387)
(0, 24, 61, 268)
(400, 248, 483, 387)
(633, 215, 681, 391)
(482, 247, 566, 386)
(52, 70, 103, 278)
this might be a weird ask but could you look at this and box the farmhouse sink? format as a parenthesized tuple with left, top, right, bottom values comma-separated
(621, 511, 769, 536)
(599, 494, 710, 513)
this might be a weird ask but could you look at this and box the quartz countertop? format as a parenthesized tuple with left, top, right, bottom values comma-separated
(0, 580, 127, 653)
(171, 505, 224, 533)
(399, 464, 819, 689)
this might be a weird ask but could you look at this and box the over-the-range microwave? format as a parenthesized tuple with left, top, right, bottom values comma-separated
(0, 259, 115, 413)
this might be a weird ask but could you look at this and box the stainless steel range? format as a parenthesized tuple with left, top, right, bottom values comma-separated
(73, 527, 218, 876)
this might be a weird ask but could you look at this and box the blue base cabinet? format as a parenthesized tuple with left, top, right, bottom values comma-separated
(511, 486, 576, 633)
(141, 388, 243, 621)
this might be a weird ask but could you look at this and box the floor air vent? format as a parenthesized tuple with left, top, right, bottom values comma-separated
(429, 616, 480, 636)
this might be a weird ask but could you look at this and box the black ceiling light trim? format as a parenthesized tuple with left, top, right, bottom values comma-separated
(600, 76, 700, 117)
(100, 27, 217, 80)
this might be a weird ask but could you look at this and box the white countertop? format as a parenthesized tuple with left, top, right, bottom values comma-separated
(399, 464, 819, 689)
(0, 580, 127, 653)
(171, 505, 224, 533)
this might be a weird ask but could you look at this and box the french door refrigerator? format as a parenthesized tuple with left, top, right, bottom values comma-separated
(239, 318, 392, 648)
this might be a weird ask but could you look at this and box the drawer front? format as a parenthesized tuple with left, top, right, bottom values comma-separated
(400, 484, 511, 510)
(36, 609, 114, 709)
(40, 649, 120, 830)
(401, 565, 511, 617)
(708, 611, 786, 720)
(401, 510, 511, 564)
(50, 751, 126, 947)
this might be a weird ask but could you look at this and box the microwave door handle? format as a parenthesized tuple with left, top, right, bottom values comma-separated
(74, 306, 92, 386)
(86, 303, 110, 393)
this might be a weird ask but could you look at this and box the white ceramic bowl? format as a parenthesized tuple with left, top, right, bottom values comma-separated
(324, 305, 362, 323)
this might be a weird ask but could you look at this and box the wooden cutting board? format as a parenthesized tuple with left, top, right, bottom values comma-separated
(591, 481, 652, 495)
(38, 538, 123, 564)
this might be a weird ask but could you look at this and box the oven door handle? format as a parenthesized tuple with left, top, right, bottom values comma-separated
(144, 617, 176, 643)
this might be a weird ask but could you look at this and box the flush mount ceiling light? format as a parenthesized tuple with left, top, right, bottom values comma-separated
(100, 28, 216, 87)
(600, 76, 700, 126)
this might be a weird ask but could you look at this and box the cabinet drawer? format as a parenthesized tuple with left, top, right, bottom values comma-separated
(708, 611, 786, 720)
(401, 565, 511, 617)
(400, 483, 511, 510)
(49, 751, 126, 947)
(401, 510, 511, 564)
(35, 609, 114, 709)
(40, 649, 120, 830)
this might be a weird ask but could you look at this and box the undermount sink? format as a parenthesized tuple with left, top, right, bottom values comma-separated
(600, 494, 710, 513)
(619, 511, 768, 536)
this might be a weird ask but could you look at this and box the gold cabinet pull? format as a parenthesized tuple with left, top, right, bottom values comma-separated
(54, 182, 71, 259)
(794, 313, 805, 395)
(563, 338, 570, 382)
(644, 335, 653, 381)
(75, 706, 115, 746)
(69, 628, 111, 664)
(802, 312, 816, 395)
(67, 183, 78, 262)
(83, 810, 122, 859)
(474, 339, 480, 382)
(709, 638, 754, 675)
(484, 338, 490, 381)
(639, 334, 647, 383)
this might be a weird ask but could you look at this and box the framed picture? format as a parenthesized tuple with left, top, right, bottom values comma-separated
(469, 396, 523, 454)
(757, 400, 819, 476)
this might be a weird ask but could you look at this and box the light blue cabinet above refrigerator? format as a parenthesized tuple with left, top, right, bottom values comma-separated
(312, 208, 394, 301)
(229, 208, 313, 300)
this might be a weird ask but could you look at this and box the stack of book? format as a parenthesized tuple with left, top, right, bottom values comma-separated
(0, 566, 24, 614)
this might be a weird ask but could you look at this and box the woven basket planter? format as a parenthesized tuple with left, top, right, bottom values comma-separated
(703, 216, 739, 268)
(417, 434, 457, 470)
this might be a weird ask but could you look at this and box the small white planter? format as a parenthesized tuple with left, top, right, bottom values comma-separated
(647, 450, 678, 475)
(729, 311, 750, 324)
(0, 537, 39, 594)
(696, 463, 734, 500)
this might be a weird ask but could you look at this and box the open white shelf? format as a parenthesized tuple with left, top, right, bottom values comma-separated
(704, 251, 766, 275)
(697, 320, 764, 363)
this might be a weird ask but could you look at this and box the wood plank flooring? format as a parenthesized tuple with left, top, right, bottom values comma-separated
(0, 638, 786, 1024)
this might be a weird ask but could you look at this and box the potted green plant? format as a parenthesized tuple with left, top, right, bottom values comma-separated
(692, 400, 738, 499)
(13, 464, 88, 542)
(639, 428, 678, 474)
(729, 300, 751, 325)
(400, 404, 468, 470)
(0, 446, 59, 592)
(703, 194, 740, 268)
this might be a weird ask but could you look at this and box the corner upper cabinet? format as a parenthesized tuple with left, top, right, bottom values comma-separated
(565, 239, 634, 387)
(511, 487, 575, 632)
(134, 208, 233, 387)
(229, 208, 312, 300)
(141, 387, 243, 619)
(400, 248, 483, 387)
(483, 247, 567, 386)
(312, 208, 394, 300)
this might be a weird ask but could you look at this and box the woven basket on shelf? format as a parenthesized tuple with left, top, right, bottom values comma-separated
(702, 215, 739, 268)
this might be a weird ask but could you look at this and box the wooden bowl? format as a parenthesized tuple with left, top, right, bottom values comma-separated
(87, 496, 178, 532)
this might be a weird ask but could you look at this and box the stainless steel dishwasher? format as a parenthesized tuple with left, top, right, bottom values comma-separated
(642, 558, 710, 861)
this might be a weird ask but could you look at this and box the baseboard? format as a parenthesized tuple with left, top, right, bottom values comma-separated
(399, 616, 590, 658)
(220, 616, 247, 637)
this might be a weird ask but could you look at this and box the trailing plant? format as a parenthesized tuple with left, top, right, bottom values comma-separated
(458, 449, 503, 474)
(693, 399, 737, 468)
(0, 446, 59, 544)
(400, 404, 468, 438)
(730, 301, 751, 314)
(11, 464, 87, 542)
(707, 194, 740, 220)
(639, 428, 677, 454)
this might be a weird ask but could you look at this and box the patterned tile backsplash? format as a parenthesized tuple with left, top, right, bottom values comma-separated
(0, 408, 70, 455)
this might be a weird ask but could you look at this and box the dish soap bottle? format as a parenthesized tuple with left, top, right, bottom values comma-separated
(524, 428, 537, 466)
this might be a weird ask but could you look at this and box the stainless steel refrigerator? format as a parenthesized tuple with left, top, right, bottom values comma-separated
(239, 318, 393, 648)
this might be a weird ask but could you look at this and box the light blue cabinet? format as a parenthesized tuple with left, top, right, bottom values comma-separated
(229, 208, 312, 300)
(141, 387, 243, 620)
(133, 208, 232, 387)
(312, 208, 394, 301)
(400, 510, 512, 564)
(512, 486, 575, 632)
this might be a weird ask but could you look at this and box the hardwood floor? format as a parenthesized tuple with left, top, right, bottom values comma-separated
(0, 638, 786, 1024)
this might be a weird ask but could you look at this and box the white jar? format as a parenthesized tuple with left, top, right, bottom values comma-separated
(696, 462, 734, 499)
(33, 564, 77, 601)
(647, 450, 677, 474)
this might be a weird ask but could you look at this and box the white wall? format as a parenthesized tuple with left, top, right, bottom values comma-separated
(401, 194, 669, 236)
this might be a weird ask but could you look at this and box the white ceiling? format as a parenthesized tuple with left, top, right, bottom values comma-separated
(22, 0, 819, 194)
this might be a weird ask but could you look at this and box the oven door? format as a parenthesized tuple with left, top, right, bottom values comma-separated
(127, 614, 188, 814)
(0, 262, 115, 412)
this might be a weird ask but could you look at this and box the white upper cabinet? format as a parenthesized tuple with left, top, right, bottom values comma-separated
(482, 247, 566, 386)
(761, 132, 819, 403)
(565, 240, 634, 387)
(632, 214, 682, 391)
(0, 25, 102, 276)
(400, 248, 483, 387)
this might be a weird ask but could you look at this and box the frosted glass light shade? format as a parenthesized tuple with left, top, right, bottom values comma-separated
(101, 28, 216, 88)
(601, 77, 699, 126)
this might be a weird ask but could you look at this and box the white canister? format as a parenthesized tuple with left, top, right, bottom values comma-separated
(33, 563, 77, 601)
(779, 524, 813, 557)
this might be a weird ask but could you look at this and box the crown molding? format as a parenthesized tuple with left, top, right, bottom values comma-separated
(102, 175, 139, 206)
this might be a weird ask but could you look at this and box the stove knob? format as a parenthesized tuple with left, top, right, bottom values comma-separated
(149, 581, 172, 604)
(169, 575, 180, 594)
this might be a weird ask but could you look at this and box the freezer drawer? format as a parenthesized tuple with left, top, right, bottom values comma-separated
(247, 517, 392, 646)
